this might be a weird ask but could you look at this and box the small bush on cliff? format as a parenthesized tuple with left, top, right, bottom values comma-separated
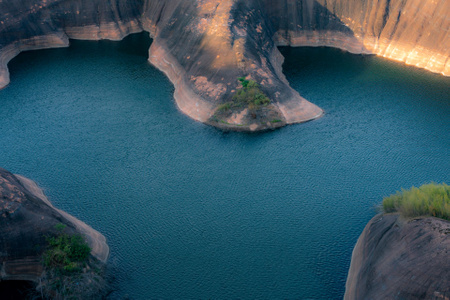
(43, 224, 91, 273)
(212, 77, 273, 124)
(382, 183, 450, 220)
(39, 224, 108, 299)
(233, 77, 270, 109)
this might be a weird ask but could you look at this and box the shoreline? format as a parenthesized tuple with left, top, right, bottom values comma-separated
(15, 174, 110, 263)
(0, 24, 447, 131)
(275, 31, 450, 77)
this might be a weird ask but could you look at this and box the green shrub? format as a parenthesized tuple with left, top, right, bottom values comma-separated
(238, 77, 250, 88)
(44, 224, 91, 274)
(232, 78, 270, 109)
(382, 183, 450, 220)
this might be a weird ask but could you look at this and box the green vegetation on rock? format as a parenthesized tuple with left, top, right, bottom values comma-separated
(39, 224, 107, 299)
(44, 224, 91, 273)
(217, 77, 271, 113)
(210, 77, 284, 129)
(382, 183, 450, 220)
(233, 77, 271, 109)
(217, 102, 232, 112)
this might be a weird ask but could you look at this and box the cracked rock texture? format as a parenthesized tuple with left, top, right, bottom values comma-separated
(0, 168, 109, 282)
(345, 213, 450, 300)
(0, 0, 448, 131)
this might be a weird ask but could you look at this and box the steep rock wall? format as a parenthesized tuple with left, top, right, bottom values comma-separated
(264, 0, 450, 76)
(0, 0, 144, 88)
(0, 0, 448, 131)
(345, 214, 450, 299)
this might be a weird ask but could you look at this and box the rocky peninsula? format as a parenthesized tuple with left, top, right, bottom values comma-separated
(0, 168, 109, 298)
(0, 0, 448, 131)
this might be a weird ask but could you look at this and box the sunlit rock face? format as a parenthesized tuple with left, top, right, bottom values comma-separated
(0, 0, 448, 131)
(345, 214, 450, 299)
(145, 0, 323, 130)
(264, 0, 450, 76)
(0, 168, 109, 282)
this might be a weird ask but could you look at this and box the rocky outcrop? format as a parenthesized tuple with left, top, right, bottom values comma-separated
(145, 0, 323, 130)
(0, 168, 109, 282)
(345, 214, 450, 299)
(0, 0, 448, 131)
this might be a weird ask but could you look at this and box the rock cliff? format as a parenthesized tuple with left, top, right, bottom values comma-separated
(0, 168, 109, 283)
(266, 0, 450, 76)
(0, 0, 448, 131)
(345, 214, 450, 299)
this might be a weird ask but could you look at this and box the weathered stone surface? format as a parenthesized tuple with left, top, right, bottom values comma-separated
(0, 168, 109, 282)
(0, 0, 448, 131)
(265, 0, 450, 76)
(345, 214, 450, 300)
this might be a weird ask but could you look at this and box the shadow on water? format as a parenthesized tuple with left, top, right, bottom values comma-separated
(279, 46, 450, 108)
(115, 32, 152, 58)
(64, 31, 152, 59)
(0, 281, 39, 300)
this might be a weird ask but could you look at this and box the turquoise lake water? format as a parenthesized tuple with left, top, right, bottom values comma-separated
(0, 32, 449, 299)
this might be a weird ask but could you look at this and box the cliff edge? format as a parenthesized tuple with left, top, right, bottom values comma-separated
(0, 167, 109, 284)
(345, 214, 450, 299)
(0, 0, 448, 131)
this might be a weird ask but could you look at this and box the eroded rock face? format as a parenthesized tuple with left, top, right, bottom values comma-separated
(345, 214, 450, 300)
(265, 0, 450, 76)
(0, 0, 448, 131)
(0, 168, 109, 282)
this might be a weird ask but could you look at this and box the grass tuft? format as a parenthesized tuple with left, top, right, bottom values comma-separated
(382, 183, 450, 220)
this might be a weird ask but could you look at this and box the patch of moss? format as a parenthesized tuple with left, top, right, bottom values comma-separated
(382, 183, 450, 220)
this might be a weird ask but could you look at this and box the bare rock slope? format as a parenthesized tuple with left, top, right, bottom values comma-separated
(0, 168, 109, 282)
(0, 0, 448, 131)
(345, 214, 450, 300)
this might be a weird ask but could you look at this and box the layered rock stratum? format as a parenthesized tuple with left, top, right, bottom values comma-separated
(0, 168, 109, 283)
(0, 0, 448, 131)
(345, 213, 450, 299)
